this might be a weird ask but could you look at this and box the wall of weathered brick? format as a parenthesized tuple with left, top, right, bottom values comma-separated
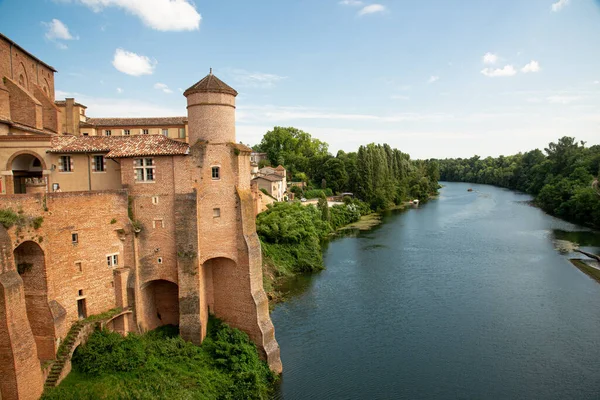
(3, 77, 42, 130)
(0, 225, 44, 400)
(33, 85, 59, 133)
(186, 92, 236, 143)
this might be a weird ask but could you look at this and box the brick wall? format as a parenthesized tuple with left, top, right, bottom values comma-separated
(3, 77, 42, 130)
(33, 85, 59, 133)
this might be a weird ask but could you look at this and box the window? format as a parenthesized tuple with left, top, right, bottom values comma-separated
(78, 289, 84, 296)
(59, 156, 72, 172)
(134, 158, 155, 182)
(152, 219, 164, 229)
(105, 130, 112, 136)
(107, 254, 118, 267)
(93, 155, 105, 172)
(75, 262, 82, 273)
(178, 128, 186, 139)
(32, 159, 41, 168)
(211, 166, 220, 180)
(142, 129, 149, 135)
(157, 257, 163, 264)
(72, 233, 79, 243)
(123, 129, 131, 136)
(213, 208, 221, 218)
(162, 129, 169, 137)
(152, 196, 159, 205)
(82, 132, 89, 136)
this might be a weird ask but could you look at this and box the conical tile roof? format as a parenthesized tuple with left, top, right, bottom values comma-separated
(183, 70, 238, 97)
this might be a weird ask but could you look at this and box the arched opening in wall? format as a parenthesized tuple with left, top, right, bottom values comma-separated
(142, 280, 179, 331)
(14, 241, 55, 361)
(202, 257, 242, 326)
(18, 74, 25, 87)
(11, 153, 44, 194)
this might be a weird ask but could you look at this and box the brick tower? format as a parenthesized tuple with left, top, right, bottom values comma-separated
(182, 70, 282, 373)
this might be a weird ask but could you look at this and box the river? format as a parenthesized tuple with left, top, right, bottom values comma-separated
(271, 182, 600, 400)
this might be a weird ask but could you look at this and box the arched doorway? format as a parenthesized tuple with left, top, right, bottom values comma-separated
(11, 153, 43, 194)
(142, 280, 179, 331)
(14, 241, 55, 361)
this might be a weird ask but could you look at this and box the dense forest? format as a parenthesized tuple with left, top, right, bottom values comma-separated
(438, 136, 600, 228)
(253, 126, 440, 209)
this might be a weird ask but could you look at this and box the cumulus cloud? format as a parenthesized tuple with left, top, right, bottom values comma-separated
(339, 0, 363, 5)
(522, 60, 541, 73)
(551, 0, 570, 12)
(63, 0, 201, 31)
(112, 48, 156, 76)
(428, 76, 440, 84)
(154, 83, 173, 93)
(481, 65, 517, 77)
(358, 4, 386, 16)
(483, 52, 498, 65)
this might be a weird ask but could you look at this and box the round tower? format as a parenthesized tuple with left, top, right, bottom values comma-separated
(184, 69, 238, 144)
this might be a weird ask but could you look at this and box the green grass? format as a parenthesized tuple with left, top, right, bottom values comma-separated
(42, 319, 276, 400)
(570, 259, 600, 284)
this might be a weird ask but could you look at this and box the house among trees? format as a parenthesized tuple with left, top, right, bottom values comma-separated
(252, 165, 287, 202)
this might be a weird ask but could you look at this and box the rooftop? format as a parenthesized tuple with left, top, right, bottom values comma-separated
(84, 116, 188, 127)
(253, 173, 284, 182)
(184, 70, 238, 97)
(49, 135, 189, 158)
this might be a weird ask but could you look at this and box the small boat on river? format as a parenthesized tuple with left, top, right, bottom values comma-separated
(467, 188, 473, 192)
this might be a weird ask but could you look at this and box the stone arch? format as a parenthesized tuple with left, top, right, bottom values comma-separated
(8, 151, 46, 194)
(13, 241, 55, 361)
(142, 279, 179, 331)
(17, 62, 28, 90)
(201, 257, 243, 333)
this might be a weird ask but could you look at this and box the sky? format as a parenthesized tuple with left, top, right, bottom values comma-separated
(0, 0, 599, 159)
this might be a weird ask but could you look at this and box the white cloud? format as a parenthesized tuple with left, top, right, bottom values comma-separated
(390, 95, 410, 100)
(42, 19, 78, 49)
(64, 0, 201, 31)
(43, 19, 76, 40)
(228, 69, 286, 88)
(593, 81, 600, 85)
(481, 65, 517, 77)
(428, 76, 439, 84)
(339, 0, 363, 5)
(154, 83, 173, 93)
(521, 60, 541, 73)
(116, 87, 123, 94)
(482, 52, 498, 65)
(358, 4, 386, 16)
(112, 48, 156, 76)
(551, 0, 570, 12)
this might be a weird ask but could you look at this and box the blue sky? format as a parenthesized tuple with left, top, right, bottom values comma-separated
(1, 0, 599, 158)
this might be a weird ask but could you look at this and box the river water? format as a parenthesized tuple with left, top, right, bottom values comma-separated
(271, 182, 600, 400)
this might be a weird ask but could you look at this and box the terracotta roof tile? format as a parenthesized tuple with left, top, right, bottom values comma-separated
(184, 72, 238, 97)
(85, 116, 187, 127)
(49, 135, 189, 158)
(253, 174, 283, 182)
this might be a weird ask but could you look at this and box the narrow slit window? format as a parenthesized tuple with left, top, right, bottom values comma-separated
(72, 233, 78, 243)
(211, 166, 220, 180)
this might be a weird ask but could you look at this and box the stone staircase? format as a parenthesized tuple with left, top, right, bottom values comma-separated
(43, 321, 85, 389)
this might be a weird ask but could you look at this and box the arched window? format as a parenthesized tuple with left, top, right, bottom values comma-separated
(18, 74, 25, 87)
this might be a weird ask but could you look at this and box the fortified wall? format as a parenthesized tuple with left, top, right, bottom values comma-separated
(0, 33, 281, 400)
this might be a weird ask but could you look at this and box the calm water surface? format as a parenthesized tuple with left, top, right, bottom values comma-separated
(271, 182, 600, 400)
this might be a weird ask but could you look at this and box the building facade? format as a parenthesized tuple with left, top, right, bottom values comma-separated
(0, 34, 281, 400)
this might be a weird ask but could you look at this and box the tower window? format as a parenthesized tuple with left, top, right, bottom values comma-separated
(213, 208, 221, 218)
(211, 166, 220, 180)
(107, 254, 118, 267)
(72, 233, 79, 243)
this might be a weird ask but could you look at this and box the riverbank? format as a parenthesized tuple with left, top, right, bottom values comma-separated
(570, 259, 600, 284)
(42, 319, 276, 400)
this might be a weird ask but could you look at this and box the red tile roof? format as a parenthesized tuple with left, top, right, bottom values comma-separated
(184, 72, 238, 97)
(49, 135, 189, 158)
(253, 173, 283, 182)
(84, 116, 187, 127)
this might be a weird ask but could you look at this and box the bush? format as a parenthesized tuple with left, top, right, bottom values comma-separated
(0, 208, 21, 229)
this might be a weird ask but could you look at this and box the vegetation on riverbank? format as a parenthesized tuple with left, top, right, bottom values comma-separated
(438, 136, 600, 228)
(42, 319, 275, 400)
(253, 126, 440, 301)
(570, 259, 600, 284)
